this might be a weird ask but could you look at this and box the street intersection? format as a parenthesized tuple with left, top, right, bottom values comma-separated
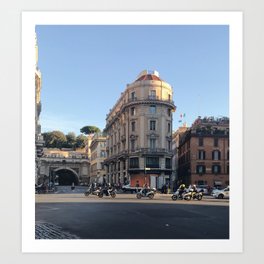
(35, 186, 229, 239)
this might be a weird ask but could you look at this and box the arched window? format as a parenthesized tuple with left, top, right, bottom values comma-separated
(212, 150, 221, 160)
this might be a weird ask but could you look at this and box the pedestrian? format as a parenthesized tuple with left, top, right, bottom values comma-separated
(71, 182, 75, 191)
(136, 180, 140, 192)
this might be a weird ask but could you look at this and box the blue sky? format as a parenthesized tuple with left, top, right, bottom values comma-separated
(36, 25, 229, 135)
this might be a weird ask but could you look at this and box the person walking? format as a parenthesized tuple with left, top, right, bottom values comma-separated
(71, 182, 75, 191)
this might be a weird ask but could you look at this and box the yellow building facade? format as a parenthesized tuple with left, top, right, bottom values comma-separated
(89, 133, 107, 184)
(104, 70, 176, 189)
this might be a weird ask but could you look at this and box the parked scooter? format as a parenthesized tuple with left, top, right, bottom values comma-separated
(136, 187, 156, 199)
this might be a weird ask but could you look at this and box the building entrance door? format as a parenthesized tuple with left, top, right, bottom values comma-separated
(150, 175, 157, 189)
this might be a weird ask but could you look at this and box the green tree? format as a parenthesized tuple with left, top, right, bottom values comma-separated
(43, 131, 67, 148)
(80, 125, 100, 135)
(66, 132, 76, 148)
(75, 134, 87, 149)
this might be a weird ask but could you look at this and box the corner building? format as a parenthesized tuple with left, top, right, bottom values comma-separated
(104, 70, 176, 189)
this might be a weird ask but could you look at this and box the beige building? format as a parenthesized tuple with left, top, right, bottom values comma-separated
(39, 148, 90, 185)
(104, 70, 176, 189)
(171, 124, 188, 190)
(85, 134, 93, 159)
(35, 33, 45, 183)
(89, 133, 107, 183)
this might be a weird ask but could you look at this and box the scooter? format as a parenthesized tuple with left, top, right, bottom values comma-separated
(183, 188, 203, 201)
(171, 188, 187, 201)
(84, 186, 102, 197)
(35, 184, 47, 194)
(99, 186, 117, 198)
(136, 188, 156, 199)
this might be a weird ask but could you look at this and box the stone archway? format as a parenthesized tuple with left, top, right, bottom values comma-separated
(54, 168, 79, 186)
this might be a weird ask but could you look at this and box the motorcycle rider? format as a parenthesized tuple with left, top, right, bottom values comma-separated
(190, 184, 198, 198)
(142, 183, 149, 196)
(103, 183, 111, 196)
(178, 183, 186, 197)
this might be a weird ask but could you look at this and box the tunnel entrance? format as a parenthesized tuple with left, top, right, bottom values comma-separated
(55, 169, 79, 185)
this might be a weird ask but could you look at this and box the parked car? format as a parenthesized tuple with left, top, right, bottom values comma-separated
(196, 185, 209, 195)
(212, 186, 230, 199)
(122, 184, 142, 193)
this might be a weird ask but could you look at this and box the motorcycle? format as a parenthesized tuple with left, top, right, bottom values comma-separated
(171, 188, 187, 201)
(35, 184, 47, 194)
(99, 186, 117, 198)
(136, 188, 156, 199)
(84, 186, 102, 197)
(183, 188, 203, 201)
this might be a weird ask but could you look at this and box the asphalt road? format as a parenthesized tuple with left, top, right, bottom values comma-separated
(35, 192, 229, 239)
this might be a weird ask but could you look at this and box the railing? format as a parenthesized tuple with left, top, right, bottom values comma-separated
(128, 97, 137, 102)
(132, 148, 173, 155)
(148, 95, 159, 100)
(41, 156, 89, 162)
(127, 96, 174, 105)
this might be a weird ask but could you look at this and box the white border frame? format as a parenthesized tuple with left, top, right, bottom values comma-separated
(22, 11, 243, 253)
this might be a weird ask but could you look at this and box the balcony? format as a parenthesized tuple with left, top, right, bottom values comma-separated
(128, 97, 137, 102)
(132, 147, 173, 155)
(126, 96, 175, 108)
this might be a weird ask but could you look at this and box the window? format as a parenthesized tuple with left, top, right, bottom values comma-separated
(165, 158, 172, 169)
(168, 122, 171, 133)
(131, 121, 135, 132)
(196, 165, 205, 174)
(131, 91, 136, 100)
(150, 138, 156, 149)
(146, 157, 159, 168)
(149, 105, 156, 114)
(212, 165, 221, 174)
(167, 140, 171, 151)
(227, 150, 229, 160)
(214, 138, 219, 147)
(150, 90, 156, 99)
(100, 150, 106, 157)
(131, 139, 135, 151)
(131, 107, 135, 116)
(129, 157, 139, 168)
(168, 93, 171, 101)
(227, 165, 229, 174)
(123, 161, 126, 170)
(212, 150, 221, 160)
(167, 108, 171, 116)
(198, 150, 206, 160)
(150, 120, 156, 130)
(199, 137, 203, 146)
(197, 180, 207, 185)
(123, 124, 126, 136)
